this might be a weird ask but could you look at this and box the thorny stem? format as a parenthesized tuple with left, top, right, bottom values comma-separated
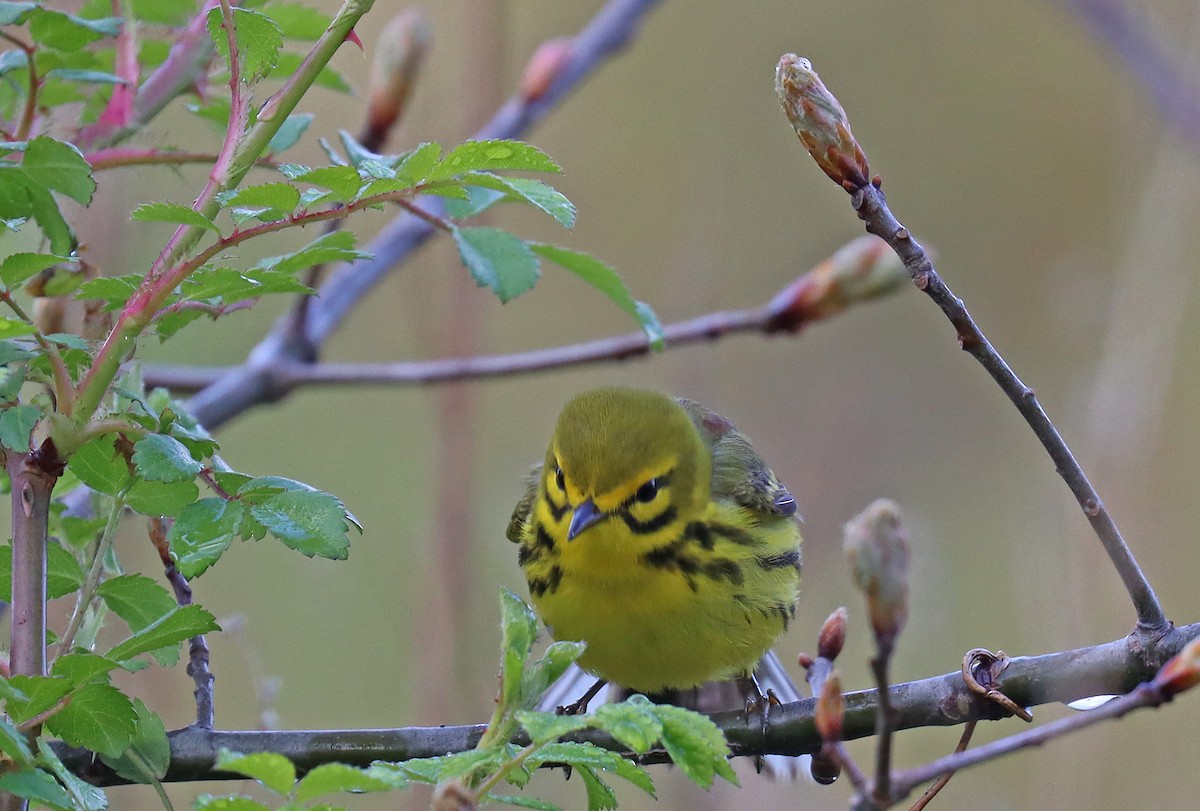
(56, 490, 127, 657)
(850, 181, 1167, 635)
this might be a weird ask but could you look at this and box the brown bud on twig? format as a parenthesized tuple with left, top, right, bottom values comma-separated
(818, 606, 849, 661)
(844, 499, 910, 652)
(520, 37, 575, 103)
(814, 672, 844, 743)
(775, 54, 870, 189)
(765, 236, 906, 333)
(1152, 636, 1200, 698)
(365, 8, 433, 149)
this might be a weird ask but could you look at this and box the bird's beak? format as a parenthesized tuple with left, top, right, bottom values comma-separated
(567, 499, 606, 541)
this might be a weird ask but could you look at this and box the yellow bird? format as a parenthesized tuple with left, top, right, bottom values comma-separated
(508, 387, 803, 770)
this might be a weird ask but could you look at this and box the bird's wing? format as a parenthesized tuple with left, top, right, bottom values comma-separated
(677, 398, 799, 518)
(506, 462, 544, 543)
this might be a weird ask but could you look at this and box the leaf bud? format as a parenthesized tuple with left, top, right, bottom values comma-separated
(775, 54, 871, 189)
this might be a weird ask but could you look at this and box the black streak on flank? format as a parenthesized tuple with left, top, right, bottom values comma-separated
(708, 522, 756, 547)
(756, 549, 801, 571)
(528, 564, 564, 597)
(683, 521, 714, 550)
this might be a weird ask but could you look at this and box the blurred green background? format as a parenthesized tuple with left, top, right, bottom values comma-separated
(25, 0, 1200, 808)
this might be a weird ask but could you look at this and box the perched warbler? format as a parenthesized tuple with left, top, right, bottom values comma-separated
(508, 387, 804, 768)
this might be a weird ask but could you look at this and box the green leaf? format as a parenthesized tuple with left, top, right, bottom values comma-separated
(106, 604, 221, 662)
(268, 50, 351, 92)
(516, 711, 589, 745)
(248, 489, 352, 559)
(43, 68, 126, 85)
(207, 8, 283, 82)
(452, 226, 540, 303)
(97, 574, 179, 635)
(99, 698, 170, 782)
(194, 796, 271, 811)
(0, 404, 41, 451)
(132, 433, 204, 483)
(23, 135, 95, 204)
(285, 165, 362, 200)
(29, 8, 119, 51)
(68, 435, 130, 495)
(0, 767, 72, 810)
(216, 182, 300, 213)
(264, 2, 332, 39)
(528, 742, 655, 801)
(499, 587, 538, 663)
(392, 141, 441, 185)
(577, 765, 618, 811)
(0, 717, 32, 766)
(486, 795, 563, 811)
(651, 704, 737, 789)
(45, 683, 136, 757)
(0, 252, 66, 289)
(426, 140, 561, 182)
(38, 740, 107, 811)
(258, 230, 368, 274)
(294, 763, 393, 802)
(50, 652, 120, 686)
(0, 316, 36, 339)
(24, 181, 76, 254)
(266, 113, 313, 154)
(215, 749, 295, 795)
(74, 273, 140, 309)
(168, 498, 244, 579)
(128, 0, 194, 25)
(526, 640, 586, 699)
(595, 696, 662, 754)
(530, 244, 664, 347)
(131, 201, 221, 234)
(460, 172, 576, 227)
(441, 184, 506, 220)
(47, 540, 85, 599)
(125, 478, 199, 517)
(4, 675, 72, 724)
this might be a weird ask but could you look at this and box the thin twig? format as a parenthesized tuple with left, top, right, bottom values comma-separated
(55, 492, 126, 658)
(849, 180, 1167, 635)
(907, 721, 975, 811)
(870, 643, 895, 805)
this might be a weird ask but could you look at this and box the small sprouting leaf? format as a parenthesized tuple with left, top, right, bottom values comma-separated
(132, 434, 204, 483)
(44, 683, 136, 758)
(215, 749, 296, 795)
(131, 201, 221, 234)
(67, 435, 129, 496)
(0, 252, 66, 289)
(49, 652, 120, 686)
(207, 8, 284, 82)
(248, 489, 352, 559)
(23, 135, 95, 205)
(595, 697, 663, 754)
(652, 704, 737, 789)
(459, 173, 576, 227)
(0, 767, 72, 810)
(526, 640, 586, 698)
(0, 403, 41, 451)
(106, 604, 221, 662)
(516, 711, 589, 745)
(294, 763, 393, 802)
(266, 113, 313, 154)
(258, 229, 368, 274)
(99, 698, 170, 783)
(499, 587, 538, 664)
(125, 478, 199, 517)
(38, 739, 108, 811)
(426, 140, 561, 182)
(530, 244, 663, 347)
(216, 182, 300, 214)
(452, 226, 540, 303)
(0, 316, 37, 339)
(97, 574, 179, 636)
(168, 498, 244, 579)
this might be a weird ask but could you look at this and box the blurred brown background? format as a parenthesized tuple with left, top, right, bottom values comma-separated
(30, 0, 1200, 808)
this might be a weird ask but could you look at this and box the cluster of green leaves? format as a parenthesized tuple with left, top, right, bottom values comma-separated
(184, 591, 737, 811)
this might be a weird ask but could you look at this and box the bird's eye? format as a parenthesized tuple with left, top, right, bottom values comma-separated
(554, 466, 565, 491)
(635, 478, 659, 503)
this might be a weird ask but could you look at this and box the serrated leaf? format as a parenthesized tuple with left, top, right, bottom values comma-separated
(106, 604, 220, 662)
(594, 698, 662, 754)
(4, 675, 72, 724)
(294, 763, 392, 802)
(23, 135, 95, 205)
(0, 252, 66, 289)
(248, 489, 351, 559)
(0, 403, 40, 451)
(652, 704, 737, 789)
(0, 316, 36, 339)
(453, 226, 540, 303)
(266, 112, 313, 154)
(216, 182, 300, 213)
(526, 641, 586, 699)
(45, 683, 136, 757)
(38, 739, 107, 811)
(132, 201, 220, 234)
(0, 716, 31, 766)
(207, 8, 283, 82)
(50, 652, 120, 686)
(99, 698, 169, 783)
(25, 181, 76, 254)
(516, 711, 589, 745)
(439, 184, 505, 220)
(460, 173, 576, 227)
(215, 749, 295, 795)
(47, 540, 85, 599)
(288, 165, 361, 200)
(529, 742, 655, 796)
(97, 574, 179, 635)
(577, 765, 618, 811)
(125, 478, 199, 517)
(0, 767, 72, 810)
(426, 140, 561, 182)
(530, 244, 663, 347)
(68, 435, 130, 495)
(132, 433, 203, 483)
(499, 587, 538, 664)
(168, 498, 244, 578)
(394, 141, 441, 185)
(74, 274, 139, 309)
(259, 229, 368, 274)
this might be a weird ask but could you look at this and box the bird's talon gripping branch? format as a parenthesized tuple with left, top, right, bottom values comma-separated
(962, 648, 1033, 722)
